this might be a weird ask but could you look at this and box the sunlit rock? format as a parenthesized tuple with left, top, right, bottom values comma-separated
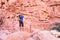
(0, 0, 60, 40)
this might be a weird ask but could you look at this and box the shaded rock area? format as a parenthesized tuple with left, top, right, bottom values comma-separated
(0, 0, 60, 40)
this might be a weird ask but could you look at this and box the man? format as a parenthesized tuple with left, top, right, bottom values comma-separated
(18, 13, 24, 31)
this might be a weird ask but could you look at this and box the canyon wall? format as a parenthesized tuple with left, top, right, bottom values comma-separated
(0, 0, 60, 40)
(0, 0, 60, 32)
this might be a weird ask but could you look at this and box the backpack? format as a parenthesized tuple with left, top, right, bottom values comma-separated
(18, 15, 20, 20)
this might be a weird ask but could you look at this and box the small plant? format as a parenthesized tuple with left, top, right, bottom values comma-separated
(51, 23, 60, 32)
(52, 27, 60, 32)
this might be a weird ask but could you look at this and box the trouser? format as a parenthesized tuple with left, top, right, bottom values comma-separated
(19, 20, 24, 27)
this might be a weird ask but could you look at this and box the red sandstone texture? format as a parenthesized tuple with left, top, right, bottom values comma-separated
(0, 0, 60, 40)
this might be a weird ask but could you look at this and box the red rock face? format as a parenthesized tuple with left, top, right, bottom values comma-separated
(0, 0, 60, 40)
(0, 0, 60, 31)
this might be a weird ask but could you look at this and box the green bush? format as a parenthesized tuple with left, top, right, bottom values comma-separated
(51, 23, 60, 32)
(52, 27, 60, 32)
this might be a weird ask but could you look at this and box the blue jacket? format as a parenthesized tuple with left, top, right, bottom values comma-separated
(19, 15, 24, 20)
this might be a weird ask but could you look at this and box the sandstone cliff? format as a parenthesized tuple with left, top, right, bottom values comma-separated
(0, 0, 60, 40)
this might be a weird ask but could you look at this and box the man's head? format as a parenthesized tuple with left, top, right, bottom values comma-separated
(17, 12, 22, 15)
(19, 12, 23, 15)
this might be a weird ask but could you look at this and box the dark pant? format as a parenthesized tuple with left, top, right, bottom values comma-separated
(19, 20, 24, 27)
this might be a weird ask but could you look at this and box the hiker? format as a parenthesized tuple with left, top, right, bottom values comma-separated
(18, 13, 24, 31)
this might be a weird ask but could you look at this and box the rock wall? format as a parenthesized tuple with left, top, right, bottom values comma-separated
(0, 0, 60, 40)
(0, 0, 60, 32)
